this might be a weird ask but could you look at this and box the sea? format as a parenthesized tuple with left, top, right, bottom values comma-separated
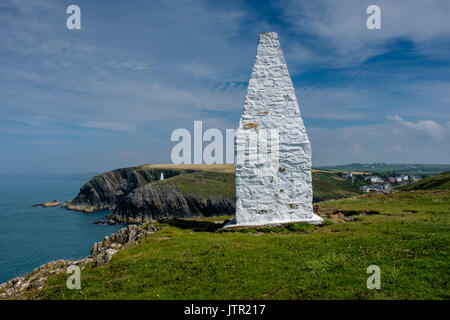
(0, 173, 123, 283)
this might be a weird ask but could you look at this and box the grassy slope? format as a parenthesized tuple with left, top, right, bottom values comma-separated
(311, 171, 360, 202)
(151, 171, 236, 197)
(134, 164, 361, 202)
(399, 172, 450, 191)
(31, 190, 449, 300)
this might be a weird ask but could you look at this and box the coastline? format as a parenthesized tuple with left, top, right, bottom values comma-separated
(0, 222, 157, 299)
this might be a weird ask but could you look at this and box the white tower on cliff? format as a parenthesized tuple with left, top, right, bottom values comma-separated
(229, 32, 323, 227)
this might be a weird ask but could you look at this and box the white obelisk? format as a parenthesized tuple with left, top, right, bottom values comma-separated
(229, 32, 323, 227)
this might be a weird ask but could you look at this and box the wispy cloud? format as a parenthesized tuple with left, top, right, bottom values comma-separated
(5, 115, 53, 127)
(387, 115, 447, 140)
(310, 119, 450, 166)
(80, 121, 137, 132)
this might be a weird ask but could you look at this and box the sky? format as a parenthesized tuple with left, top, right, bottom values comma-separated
(1, 0, 449, 174)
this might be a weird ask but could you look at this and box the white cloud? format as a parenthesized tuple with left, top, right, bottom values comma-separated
(279, 0, 450, 66)
(6, 115, 52, 127)
(387, 115, 446, 140)
(309, 119, 450, 166)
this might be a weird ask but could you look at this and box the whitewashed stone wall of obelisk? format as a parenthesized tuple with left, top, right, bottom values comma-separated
(235, 32, 314, 226)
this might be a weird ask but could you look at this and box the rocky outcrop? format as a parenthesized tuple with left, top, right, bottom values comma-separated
(60, 201, 106, 213)
(93, 218, 118, 225)
(0, 223, 157, 299)
(90, 223, 157, 265)
(0, 259, 89, 299)
(32, 200, 61, 208)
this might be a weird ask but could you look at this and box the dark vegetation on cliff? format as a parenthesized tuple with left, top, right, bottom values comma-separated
(63, 164, 361, 222)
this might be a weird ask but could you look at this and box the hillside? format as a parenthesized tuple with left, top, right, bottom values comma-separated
(311, 170, 361, 202)
(399, 172, 450, 191)
(4, 189, 448, 300)
(61, 164, 360, 222)
(318, 163, 450, 176)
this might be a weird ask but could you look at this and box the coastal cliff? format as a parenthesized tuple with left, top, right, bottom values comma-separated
(62, 164, 236, 222)
(61, 164, 361, 223)
(110, 184, 235, 223)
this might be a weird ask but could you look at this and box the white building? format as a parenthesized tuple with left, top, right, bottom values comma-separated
(399, 175, 409, 181)
(366, 176, 383, 184)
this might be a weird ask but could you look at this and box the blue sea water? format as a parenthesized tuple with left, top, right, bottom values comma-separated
(0, 174, 123, 283)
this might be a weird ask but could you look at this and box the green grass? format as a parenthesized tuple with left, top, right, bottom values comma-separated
(29, 190, 449, 300)
(151, 171, 236, 198)
(399, 172, 450, 191)
(225, 222, 320, 234)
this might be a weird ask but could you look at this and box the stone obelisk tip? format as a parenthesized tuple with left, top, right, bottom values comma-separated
(258, 31, 278, 38)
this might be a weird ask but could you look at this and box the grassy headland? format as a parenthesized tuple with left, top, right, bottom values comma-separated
(23, 189, 449, 300)
(4, 165, 448, 300)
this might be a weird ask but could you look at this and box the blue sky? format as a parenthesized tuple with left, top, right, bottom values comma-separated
(1, 0, 449, 173)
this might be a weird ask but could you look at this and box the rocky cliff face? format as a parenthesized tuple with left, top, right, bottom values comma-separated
(109, 184, 235, 223)
(63, 166, 235, 222)
(62, 167, 189, 213)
